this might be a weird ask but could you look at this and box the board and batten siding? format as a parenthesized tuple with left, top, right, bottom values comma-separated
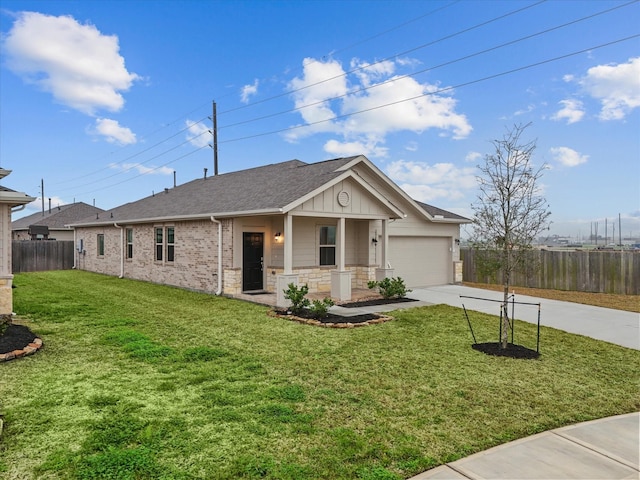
(293, 178, 392, 218)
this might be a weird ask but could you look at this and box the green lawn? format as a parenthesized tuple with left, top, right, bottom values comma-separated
(2, 271, 639, 480)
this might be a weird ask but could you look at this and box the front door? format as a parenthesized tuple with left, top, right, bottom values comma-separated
(242, 232, 264, 291)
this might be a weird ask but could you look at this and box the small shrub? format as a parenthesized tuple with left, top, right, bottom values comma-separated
(367, 277, 412, 299)
(0, 314, 12, 335)
(309, 298, 334, 319)
(283, 283, 310, 314)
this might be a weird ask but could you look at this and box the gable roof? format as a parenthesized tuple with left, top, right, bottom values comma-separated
(70, 156, 470, 226)
(12, 202, 104, 230)
(415, 201, 471, 223)
(72, 157, 358, 226)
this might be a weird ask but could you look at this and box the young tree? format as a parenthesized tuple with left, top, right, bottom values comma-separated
(471, 123, 551, 348)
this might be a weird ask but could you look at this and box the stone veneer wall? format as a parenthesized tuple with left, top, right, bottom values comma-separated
(266, 265, 377, 294)
(0, 204, 12, 314)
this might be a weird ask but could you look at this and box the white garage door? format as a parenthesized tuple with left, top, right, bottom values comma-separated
(388, 236, 451, 287)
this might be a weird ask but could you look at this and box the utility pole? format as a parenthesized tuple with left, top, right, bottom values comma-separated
(41, 179, 44, 216)
(212, 101, 218, 176)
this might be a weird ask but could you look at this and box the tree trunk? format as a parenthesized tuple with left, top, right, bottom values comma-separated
(501, 284, 509, 349)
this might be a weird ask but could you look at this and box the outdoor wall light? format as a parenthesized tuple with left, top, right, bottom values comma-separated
(371, 238, 378, 244)
(274, 232, 281, 242)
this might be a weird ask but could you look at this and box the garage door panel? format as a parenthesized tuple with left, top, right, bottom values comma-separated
(389, 236, 451, 287)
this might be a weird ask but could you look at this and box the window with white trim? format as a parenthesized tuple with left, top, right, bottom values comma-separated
(155, 226, 175, 263)
(126, 228, 133, 259)
(97, 234, 105, 257)
(319, 225, 336, 266)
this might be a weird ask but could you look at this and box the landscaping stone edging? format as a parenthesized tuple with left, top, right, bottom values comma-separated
(269, 310, 393, 328)
(0, 337, 43, 362)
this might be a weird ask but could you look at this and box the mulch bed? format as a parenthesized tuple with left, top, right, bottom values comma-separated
(338, 297, 417, 308)
(1, 324, 37, 354)
(472, 342, 540, 359)
(270, 309, 391, 328)
(0, 324, 43, 361)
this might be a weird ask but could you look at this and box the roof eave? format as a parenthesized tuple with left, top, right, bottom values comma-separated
(69, 208, 284, 227)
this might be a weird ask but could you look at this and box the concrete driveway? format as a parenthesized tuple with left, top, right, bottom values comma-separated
(406, 284, 639, 350)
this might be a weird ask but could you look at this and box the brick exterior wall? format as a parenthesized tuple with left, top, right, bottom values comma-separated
(76, 219, 233, 294)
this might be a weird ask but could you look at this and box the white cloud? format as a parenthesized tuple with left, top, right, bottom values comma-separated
(185, 119, 211, 148)
(109, 162, 174, 175)
(549, 146, 588, 167)
(465, 151, 482, 163)
(287, 57, 347, 136)
(2, 11, 140, 115)
(386, 160, 477, 202)
(240, 79, 259, 103)
(405, 141, 418, 152)
(324, 138, 388, 158)
(285, 57, 471, 153)
(551, 99, 585, 124)
(93, 118, 136, 145)
(514, 104, 535, 116)
(579, 57, 640, 120)
(23, 196, 67, 214)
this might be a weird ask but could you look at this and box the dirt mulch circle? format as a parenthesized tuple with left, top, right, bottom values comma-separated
(472, 342, 540, 359)
(0, 324, 43, 361)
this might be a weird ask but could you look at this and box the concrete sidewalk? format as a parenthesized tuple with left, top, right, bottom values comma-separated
(409, 412, 639, 479)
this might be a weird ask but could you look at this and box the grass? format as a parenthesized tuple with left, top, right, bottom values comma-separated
(2, 271, 639, 479)
(463, 282, 640, 313)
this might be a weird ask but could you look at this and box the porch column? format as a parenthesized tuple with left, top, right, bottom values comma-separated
(283, 213, 293, 274)
(277, 213, 298, 308)
(376, 218, 394, 280)
(331, 217, 351, 301)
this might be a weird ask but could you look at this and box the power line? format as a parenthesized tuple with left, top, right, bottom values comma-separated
(71, 144, 210, 197)
(218, 0, 636, 132)
(218, 0, 548, 116)
(54, 128, 212, 194)
(48, 2, 465, 190)
(217, 34, 640, 145)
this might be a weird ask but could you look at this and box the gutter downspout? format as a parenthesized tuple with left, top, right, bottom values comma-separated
(73, 229, 77, 269)
(114, 223, 124, 278)
(210, 216, 223, 295)
(11, 205, 27, 214)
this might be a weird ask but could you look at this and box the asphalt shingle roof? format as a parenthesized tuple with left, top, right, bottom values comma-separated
(12, 202, 105, 230)
(415, 201, 471, 222)
(70, 157, 469, 225)
(76, 157, 357, 224)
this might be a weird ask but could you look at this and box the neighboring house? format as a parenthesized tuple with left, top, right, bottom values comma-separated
(70, 155, 470, 306)
(0, 169, 36, 315)
(12, 202, 104, 241)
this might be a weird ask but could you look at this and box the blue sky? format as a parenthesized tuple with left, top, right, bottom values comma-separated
(2, 0, 639, 241)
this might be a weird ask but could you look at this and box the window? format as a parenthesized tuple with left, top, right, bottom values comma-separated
(155, 226, 175, 263)
(126, 228, 133, 259)
(319, 225, 336, 266)
(155, 227, 163, 261)
(166, 227, 175, 262)
(97, 234, 105, 256)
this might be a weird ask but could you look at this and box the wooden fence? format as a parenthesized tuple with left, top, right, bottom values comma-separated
(12, 240, 75, 273)
(461, 248, 639, 295)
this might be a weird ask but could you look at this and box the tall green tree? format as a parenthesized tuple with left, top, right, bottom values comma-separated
(471, 123, 551, 348)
